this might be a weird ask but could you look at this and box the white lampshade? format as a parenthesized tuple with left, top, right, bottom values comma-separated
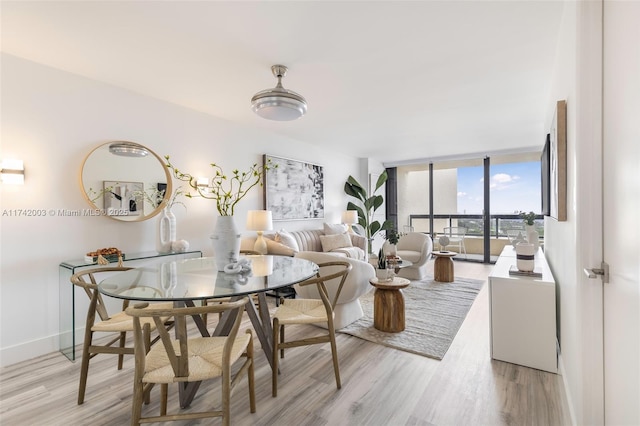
(246, 210, 273, 231)
(342, 210, 358, 224)
(246, 210, 273, 255)
(342, 210, 358, 233)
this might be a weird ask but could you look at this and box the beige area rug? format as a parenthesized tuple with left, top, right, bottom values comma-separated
(338, 277, 485, 360)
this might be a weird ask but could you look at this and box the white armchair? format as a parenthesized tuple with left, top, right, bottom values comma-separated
(383, 232, 433, 280)
(294, 251, 374, 329)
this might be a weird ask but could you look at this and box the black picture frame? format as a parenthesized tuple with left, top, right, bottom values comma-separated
(541, 133, 551, 216)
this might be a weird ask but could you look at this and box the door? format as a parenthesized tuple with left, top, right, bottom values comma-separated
(602, 2, 640, 424)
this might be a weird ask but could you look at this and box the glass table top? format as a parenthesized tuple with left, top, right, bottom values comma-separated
(98, 255, 319, 302)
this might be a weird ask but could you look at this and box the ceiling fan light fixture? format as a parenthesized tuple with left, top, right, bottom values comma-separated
(251, 65, 307, 121)
(108, 141, 149, 157)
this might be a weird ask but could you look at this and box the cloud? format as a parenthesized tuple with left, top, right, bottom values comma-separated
(457, 191, 467, 197)
(490, 173, 520, 190)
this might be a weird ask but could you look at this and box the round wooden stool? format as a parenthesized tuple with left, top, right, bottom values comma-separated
(369, 277, 411, 333)
(433, 251, 456, 282)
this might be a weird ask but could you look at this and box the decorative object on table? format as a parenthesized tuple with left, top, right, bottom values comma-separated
(339, 276, 485, 360)
(438, 235, 450, 250)
(264, 154, 324, 220)
(223, 258, 252, 275)
(384, 226, 404, 257)
(139, 186, 186, 254)
(85, 247, 124, 266)
(246, 210, 273, 254)
(549, 99, 567, 221)
(515, 242, 536, 272)
(377, 247, 386, 270)
(519, 210, 540, 250)
(343, 171, 393, 254)
(507, 229, 527, 247)
(508, 264, 543, 278)
(165, 156, 274, 271)
(171, 239, 189, 253)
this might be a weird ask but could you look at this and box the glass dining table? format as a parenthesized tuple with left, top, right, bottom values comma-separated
(98, 255, 319, 406)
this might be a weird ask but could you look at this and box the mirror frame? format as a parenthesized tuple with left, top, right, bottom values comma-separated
(79, 141, 172, 222)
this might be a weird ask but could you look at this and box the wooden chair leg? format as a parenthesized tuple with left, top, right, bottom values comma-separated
(130, 378, 144, 426)
(77, 330, 93, 405)
(328, 326, 341, 389)
(143, 325, 151, 405)
(160, 384, 168, 415)
(117, 331, 126, 370)
(272, 317, 280, 397)
(280, 324, 285, 359)
(246, 332, 256, 413)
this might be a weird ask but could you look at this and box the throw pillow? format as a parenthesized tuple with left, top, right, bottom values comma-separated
(323, 222, 348, 235)
(266, 239, 297, 256)
(320, 233, 353, 252)
(275, 229, 300, 252)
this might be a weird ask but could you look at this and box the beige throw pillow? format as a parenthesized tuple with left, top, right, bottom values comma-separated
(320, 233, 353, 252)
(323, 222, 348, 235)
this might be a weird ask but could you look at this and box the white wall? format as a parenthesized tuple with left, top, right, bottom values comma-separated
(0, 54, 361, 366)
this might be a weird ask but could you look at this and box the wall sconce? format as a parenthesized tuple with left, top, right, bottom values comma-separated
(342, 210, 358, 233)
(1, 159, 25, 184)
(246, 210, 273, 254)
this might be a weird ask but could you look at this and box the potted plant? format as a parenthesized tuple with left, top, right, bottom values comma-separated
(519, 211, 540, 250)
(519, 211, 537, 226)
(344, 172, 393, 254)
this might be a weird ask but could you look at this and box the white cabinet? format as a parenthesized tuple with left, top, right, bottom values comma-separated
(489, 246, 557, 373)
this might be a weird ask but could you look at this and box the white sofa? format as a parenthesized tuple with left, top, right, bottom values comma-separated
(382, 232, 433, 280)
(240, 226, 373, 328)
(293, 251, 374, 329)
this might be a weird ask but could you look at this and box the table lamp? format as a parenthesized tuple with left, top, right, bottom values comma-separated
(246, 210, 273, 254)
(341, 210, 358, 233)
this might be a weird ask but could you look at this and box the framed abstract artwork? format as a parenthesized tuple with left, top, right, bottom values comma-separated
(264, 154, 324, 220)
(549, 100, 567, 221)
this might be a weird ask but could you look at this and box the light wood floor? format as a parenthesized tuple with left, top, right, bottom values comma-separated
(0, 261, 572, 425)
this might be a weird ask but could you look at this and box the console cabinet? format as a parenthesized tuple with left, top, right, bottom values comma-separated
(488, 246, 557, 373)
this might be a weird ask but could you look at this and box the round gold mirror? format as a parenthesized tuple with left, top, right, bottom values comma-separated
(80, 141, 172, 222)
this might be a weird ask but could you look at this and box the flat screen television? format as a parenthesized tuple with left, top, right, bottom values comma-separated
(541, 134, 551, 216)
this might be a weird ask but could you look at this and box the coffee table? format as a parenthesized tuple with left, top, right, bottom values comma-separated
(432, 250, 457, 282)
(369, 276, 411, 333)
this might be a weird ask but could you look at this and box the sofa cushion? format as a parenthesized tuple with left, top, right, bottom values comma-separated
(320, 233, 352, 252)
(323, 222, 348, 235)
(275, 229, 300, 252)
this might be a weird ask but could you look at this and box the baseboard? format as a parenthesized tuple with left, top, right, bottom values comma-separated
(557, 352, 578, 426)
(0, 334, 61, 368)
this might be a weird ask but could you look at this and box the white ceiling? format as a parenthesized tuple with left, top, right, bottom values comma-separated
(1, 1, 564, 164)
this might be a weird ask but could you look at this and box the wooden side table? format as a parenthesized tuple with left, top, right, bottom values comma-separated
(369, 277, 411, 332)
(432, 251, 456, 282)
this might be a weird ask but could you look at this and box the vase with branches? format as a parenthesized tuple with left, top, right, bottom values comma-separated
(164, 156, 275, 270)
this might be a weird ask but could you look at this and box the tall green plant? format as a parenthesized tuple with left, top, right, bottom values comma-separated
(344, 172, 393, 253)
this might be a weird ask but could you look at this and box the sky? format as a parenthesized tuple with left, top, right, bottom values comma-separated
(457, 162, 541, 214)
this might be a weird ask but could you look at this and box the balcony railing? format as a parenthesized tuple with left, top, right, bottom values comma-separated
(408, 213, 544, 239)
